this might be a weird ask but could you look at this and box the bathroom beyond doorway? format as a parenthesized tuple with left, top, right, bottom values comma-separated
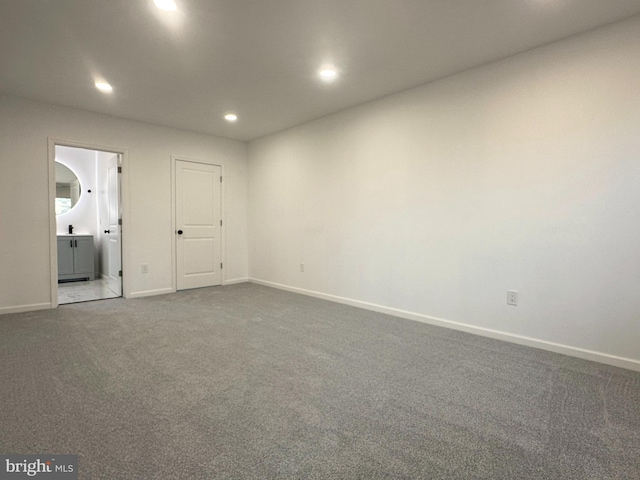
(54, 144, 122, 304)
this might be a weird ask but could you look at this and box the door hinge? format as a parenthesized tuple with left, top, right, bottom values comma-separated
(220, 220, 222, 226)
(118, 166, 122, 173)
(118, 218, 122, 225)
(220, 263, 223, 269)
(220, 176, 222, 183)
(119, 270, 123, 277)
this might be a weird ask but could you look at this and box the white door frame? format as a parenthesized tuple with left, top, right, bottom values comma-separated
(48, 138, 130, 307)
(171, 156, 225, 291)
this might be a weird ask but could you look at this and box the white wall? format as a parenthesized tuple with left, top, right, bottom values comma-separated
(248, 17, 640, 369)
(0, 96, 248, 312)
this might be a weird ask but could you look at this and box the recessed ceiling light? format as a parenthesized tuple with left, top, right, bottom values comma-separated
(95, 81, 113, 93)
(319, 68, 337, 80)
(154, 0, 177, 11)
(224, 113, 238, 122)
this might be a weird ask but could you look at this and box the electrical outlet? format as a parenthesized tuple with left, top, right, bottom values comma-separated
(141, 264, 149, 274)
(300, 263, 305, 273)
(507, 290, 518, 306)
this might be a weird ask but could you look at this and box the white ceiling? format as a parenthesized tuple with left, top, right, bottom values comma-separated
(2, 0, 640, 141)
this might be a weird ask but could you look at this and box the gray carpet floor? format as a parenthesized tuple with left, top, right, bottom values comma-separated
(1, 283, 639, 479)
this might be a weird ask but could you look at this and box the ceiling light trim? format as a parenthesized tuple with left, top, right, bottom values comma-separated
(94, 81, 113, 93)
(154, 0, 177, 12)
(319, 68, 338, 80)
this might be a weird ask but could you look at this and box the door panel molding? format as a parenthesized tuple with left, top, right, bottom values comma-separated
(106, 154, 122, 295)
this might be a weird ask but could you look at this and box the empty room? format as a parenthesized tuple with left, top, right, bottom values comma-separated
(1, 1, 639, 478)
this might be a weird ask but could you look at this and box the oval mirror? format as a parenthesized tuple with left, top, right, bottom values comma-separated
(55, 162, 81, 215)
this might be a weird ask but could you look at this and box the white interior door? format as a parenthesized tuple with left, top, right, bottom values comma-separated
(106, 154, 122, 295)
(176, 160, 222, 290)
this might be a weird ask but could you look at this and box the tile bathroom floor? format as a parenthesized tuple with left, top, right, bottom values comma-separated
(58, 278, 120, 304)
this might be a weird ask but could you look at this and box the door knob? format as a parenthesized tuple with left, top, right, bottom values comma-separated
(177, 230, 183, 235)
(104, 230, 111, 234)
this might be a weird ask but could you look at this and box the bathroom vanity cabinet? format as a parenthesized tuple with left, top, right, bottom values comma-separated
(57, 235, 95, 282)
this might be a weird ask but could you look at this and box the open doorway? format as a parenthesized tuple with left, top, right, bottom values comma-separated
(53, 144, 122, 304)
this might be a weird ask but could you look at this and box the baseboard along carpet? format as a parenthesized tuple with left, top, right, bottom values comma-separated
(1, 283, 639, 479)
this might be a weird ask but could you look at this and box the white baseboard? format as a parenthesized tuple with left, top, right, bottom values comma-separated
(223, 277, 249, 285)
(0, 302, 52, 315)
(128, 287, 175, 299)
(130, 280, 248, 297)
(249, 278, 640, 373)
